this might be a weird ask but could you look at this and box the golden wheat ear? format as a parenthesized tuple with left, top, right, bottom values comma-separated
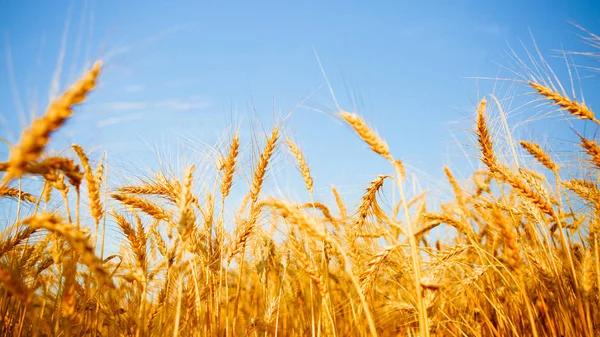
(340, 110, 392, 160)
(250, 127, 279, 204)
(286, 138, 314, 194)
(2, 61, 102, 186)
(475, 97, 498, 171)
(530, 82, 600, 125)
(220, 133, 240, 200)
(519, 141, 558, 172)
(580, 136, 600, 169)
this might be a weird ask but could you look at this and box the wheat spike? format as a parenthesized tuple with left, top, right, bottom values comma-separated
(250, 127, 279, 204)
(581, 137, 600, 168)
(300, 202, 334, 223)
(476, 98, 498, 171)
(23, 156, 83, 189)
(21, 213, 114, 288)
(72, 145, 103, 225)
(496, 165, 555, 216)
(443, 166, 468, 216)
(360, 244, 400, 293)
(228, 206, 261, 263)
(340, 110, 392, 160)
(530, 82, 600, 125)
(112, 210, 146, 269)
(354, 175, 389, 233)
(0, 226, 38, 257)
(493, 208, 522, 272)
(286, 139, 314, 194)
(178, 165, 196, 229)
(289, 237, 328, 300)
(423, 213, 472, 237)
(112, 193, 173, 224)
(331, 185, 347, 221)
(0, 187, 37, 203)
(260, 198, 330, 242)
(520, 141, 558, 172)
(3, 61, 102, 183)
(220, 133, 240, 200)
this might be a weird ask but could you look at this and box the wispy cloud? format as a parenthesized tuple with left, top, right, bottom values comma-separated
(101, 102, 148, 110)
(101, 23, 193, 63)
(164, 78, 201, 87)
(154, 98, 210, 110)
(97, 112, 143, 127)
(96, 96, 211, 112)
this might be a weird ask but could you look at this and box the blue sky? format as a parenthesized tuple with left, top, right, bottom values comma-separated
(1, 1, 600, 223)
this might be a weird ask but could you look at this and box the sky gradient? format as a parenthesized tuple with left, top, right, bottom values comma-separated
(2, 1, 600, 229)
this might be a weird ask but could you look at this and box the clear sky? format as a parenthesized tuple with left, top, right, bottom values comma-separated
(1, 1, 600, 216)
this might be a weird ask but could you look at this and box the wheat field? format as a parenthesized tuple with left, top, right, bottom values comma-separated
(1, 25, 600, 337)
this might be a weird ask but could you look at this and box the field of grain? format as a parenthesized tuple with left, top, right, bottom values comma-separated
(1, 24, 600, 337)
